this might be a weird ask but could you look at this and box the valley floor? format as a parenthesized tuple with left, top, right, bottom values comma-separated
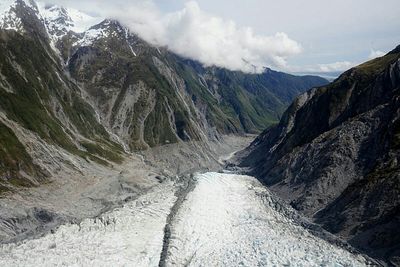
(0, 172, 369, 266)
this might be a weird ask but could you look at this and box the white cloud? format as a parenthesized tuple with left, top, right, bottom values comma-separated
(288, 61, 357, 74)
(368, 49, 385, 59)
(44, 0, 302, 73)
(288, 46, 393, 75)
(289, 47, 391, 75)
(156, 2, 302, 73)
(315, 61, 355, 72)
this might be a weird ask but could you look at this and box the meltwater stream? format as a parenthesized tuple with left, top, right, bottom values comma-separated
(0, 173, 368, 266)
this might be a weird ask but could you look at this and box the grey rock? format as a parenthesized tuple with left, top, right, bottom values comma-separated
(239, 46, 400, 264)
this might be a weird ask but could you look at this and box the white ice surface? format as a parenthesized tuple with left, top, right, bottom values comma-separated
(0, 173, 368, 266)
(165, 172, 367, 267)
(0, 182, 177, 267)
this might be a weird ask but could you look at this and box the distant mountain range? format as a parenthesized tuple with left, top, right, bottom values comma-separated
(292, 71, 343, 81)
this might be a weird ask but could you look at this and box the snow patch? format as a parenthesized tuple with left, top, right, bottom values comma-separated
(0, 0, 22, 31)
(0, 0, 39, 32)
(37, 1, 101, 34)
(73, 26, 107, 46)
(124, 28, 137, 56)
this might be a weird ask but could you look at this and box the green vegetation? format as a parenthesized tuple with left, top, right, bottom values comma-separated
(0, 29, 125, 193)
(65, 23, 326, 151)
(81, 141, 123, 164)
(0, 122, 41, 192)
(0, 17, 327, 196)
(357, 50, 400, 76)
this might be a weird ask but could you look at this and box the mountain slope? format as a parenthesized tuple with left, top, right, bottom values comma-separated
(0, 1, 126, 191)
(238, 45, 400, 264)
(57, 18, 327, 147)
(0, 0, 326, 192)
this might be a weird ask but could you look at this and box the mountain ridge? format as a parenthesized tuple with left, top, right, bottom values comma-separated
(0, 0, 326, 193)
(238, 45, 400, 265)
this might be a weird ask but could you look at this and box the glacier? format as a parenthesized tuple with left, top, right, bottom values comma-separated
(0, 182, 178, 266)
(0, 173, 368, 266)
(165, 173, 367, 266)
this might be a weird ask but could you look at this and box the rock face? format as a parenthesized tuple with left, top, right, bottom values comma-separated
(0, 1, 326, 192)
(239, 45, 400, 264)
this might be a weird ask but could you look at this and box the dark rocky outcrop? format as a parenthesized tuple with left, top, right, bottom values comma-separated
(239, 45, 400, 265)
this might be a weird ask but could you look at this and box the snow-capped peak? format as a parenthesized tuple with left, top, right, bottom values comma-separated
(0, 0, 16, 17)
(38, 4, 73, 37)
(0, 0, 102, 36)
(73, 19, 136, 50)
(1, 0, 138, 55)
(0, 0, 38, 31)
(37, 2, 102, 36)
(0, 0, 36, 17)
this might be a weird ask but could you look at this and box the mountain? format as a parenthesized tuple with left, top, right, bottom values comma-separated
(238, 45, 400, 264)
(0, 0, 327, 194)
(292, 71, 343, 82)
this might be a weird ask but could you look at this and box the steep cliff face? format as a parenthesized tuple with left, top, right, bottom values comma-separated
(239, 46, 400, 264)
(0, 1, 125, 192)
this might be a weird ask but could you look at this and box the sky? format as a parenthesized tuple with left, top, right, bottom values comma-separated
(45, 0, 400, 74)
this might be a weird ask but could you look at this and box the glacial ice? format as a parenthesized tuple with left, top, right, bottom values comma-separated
(0, 173, 368, 266)
(165, 173, 367, 266)
(0, 182, 177, 267)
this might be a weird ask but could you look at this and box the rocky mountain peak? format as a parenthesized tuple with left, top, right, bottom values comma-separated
(39, 4, 73, 37)
(0, 0, 39, 32)
(37, 2, 101, 36)
(1, 0, 102, 42)
(72, 19, 129, 48)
